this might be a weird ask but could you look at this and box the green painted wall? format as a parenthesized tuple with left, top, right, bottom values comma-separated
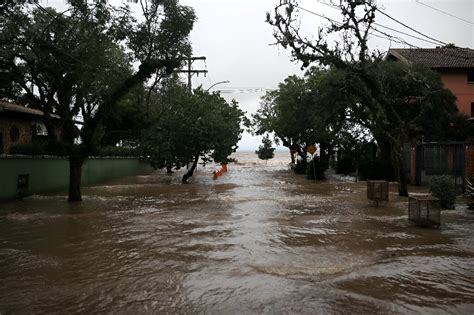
(0, 156, 152, 201)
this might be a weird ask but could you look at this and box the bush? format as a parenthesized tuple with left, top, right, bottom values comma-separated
(429, 175, 456, 209)
(307, 158, 329, 180)
(358, 157, 394, 181)
(292, 159, 307, 174)
(98, 146, 137, 157)
(9, 143, 48, 155)
(335, 156, 355, 175)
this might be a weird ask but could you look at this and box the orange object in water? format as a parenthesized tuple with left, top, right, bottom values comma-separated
(213, 164, 228, 180)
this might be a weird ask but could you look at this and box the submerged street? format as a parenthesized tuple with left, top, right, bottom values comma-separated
(1, 152, 473, 314)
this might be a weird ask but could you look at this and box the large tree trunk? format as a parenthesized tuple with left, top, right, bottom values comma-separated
(373, 133, 395, 181)
(391, 143, 408, 197)
(182, 155, 199, 183)
(68, 156, 85, 202)
(394, 159, 408, 197)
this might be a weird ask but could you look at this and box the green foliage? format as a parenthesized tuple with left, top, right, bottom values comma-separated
(98, 146, 138, 157)
(255, 135, 275, 161)
(266, 0, 465, 197)
(9, 143, 48, 155)
(336, 156, 355, 175)
(252, 67, 345, 175)
(307, 157, 329, 180)
(292, 160, 307, 174)
(141, 80, 245, 173)
(429, 175, 456, 209)
(1, 1, 196, 200)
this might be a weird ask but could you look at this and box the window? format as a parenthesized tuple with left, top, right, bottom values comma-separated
(468, 69, 474, 83)
(9, 126, 19, 142)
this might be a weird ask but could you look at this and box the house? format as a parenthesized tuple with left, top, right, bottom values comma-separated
(0, 101, 60, 154)
(386, 47, 474, 117)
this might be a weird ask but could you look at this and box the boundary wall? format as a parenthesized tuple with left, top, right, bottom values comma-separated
(0, 156, 152, 201)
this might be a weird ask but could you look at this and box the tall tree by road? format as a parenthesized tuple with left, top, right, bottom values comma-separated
(267, 0, 460, 195)
(1, 1, 195, 201)
(142, 80, 245, 183)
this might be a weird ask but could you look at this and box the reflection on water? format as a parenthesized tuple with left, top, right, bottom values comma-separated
(1, 151, 473, 313)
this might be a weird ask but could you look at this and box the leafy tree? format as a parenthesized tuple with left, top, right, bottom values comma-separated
(1, 1, 195, 201)
(252, 67, 346, 178)
(267, 0, 461, 196)
(142, 81, 245, 182)
(256, 135, 275, 161)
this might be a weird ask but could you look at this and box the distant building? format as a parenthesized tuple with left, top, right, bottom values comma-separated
(386, 47, 474, 117)
(0, 101, 60, 154)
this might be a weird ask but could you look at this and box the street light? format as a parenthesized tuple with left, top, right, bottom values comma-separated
(206, 80, 230, 92)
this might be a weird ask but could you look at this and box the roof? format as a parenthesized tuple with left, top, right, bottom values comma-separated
(0, 101, 60, 119)
(386, 48, 474, 68)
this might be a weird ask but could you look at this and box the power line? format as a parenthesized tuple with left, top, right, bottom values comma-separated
(307, 1, 473, 61)
(375, 8, 448, 46)
(277, 2, 473, 67)
(314, 0, 441, 46)
(415, 0, 474, 26)
(295, 5, 417, 48)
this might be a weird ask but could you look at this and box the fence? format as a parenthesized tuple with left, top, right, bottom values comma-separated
(414, 142, 466, 191)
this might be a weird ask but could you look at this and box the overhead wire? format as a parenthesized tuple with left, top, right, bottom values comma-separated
(295, 5, 418, 48)
(296, 2, 473, 61)
(314, 0, 441, 46)
(415, 0, 474, 26)
(374, 7, 448, 46)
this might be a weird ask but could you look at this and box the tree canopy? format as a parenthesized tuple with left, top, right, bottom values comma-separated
(266, 0, 466, 195)
(1, 0, 196, 200)
(256, 135, 275, 161)
(142, 79, 245, 182)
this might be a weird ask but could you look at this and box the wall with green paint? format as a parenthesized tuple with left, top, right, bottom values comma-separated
(0, 156, 152, 201)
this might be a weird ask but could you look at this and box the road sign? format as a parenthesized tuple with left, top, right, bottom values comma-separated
(307, 145, 317, 155)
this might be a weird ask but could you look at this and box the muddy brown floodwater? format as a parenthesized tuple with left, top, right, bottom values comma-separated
(1, 152, 473, 314)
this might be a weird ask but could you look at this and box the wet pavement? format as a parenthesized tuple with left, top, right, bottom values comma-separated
(0, 152, 473, 314)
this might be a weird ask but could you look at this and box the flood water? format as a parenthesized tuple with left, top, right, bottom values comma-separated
(1, 151, 473, 314)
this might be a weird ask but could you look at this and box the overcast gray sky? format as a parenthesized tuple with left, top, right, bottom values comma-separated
(43, 0, 474, 150)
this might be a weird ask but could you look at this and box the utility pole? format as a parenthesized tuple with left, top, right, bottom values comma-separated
(176, 56, 208, 93)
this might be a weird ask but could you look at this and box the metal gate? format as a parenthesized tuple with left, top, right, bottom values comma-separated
(416, 142, 465, 191)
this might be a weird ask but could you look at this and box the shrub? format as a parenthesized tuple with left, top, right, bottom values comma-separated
(9, 143, 48, 155)
(335, 156, 355, 175)
(429, 175, 456, 209)
(292, 159, 307, 174)
(98, 146, 137, 157)
(307, 158, 329, 180)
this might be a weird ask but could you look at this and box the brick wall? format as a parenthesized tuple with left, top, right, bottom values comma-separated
(0, 116, 32, 154)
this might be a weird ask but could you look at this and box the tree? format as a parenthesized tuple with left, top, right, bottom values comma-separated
(267, 0, 460, 196)
(1, 1, 196, 201)
(252, 67, 346, 178)
(142, 81, 245, 183)
(256, 135, 275, 161)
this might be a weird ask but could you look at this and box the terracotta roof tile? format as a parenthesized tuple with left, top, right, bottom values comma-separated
(0, 101, 60, 119)
(387, 48, 474, 68)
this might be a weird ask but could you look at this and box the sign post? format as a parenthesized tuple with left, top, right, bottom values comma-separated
(307, 145, 317, 180)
